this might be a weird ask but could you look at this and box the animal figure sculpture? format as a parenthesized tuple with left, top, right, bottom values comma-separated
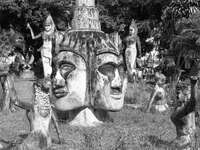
(10, 77, 62, 149)
(0, 27, 62, 149)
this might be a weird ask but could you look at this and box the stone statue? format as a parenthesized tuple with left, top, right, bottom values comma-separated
(27, 14, 64, 78)
(51, 0, 128, 127)
(146, 72, 168, 113)
(125, 19, 141, 80)
(9, 77, 62, 149)
(171, 79, 196, 148)
(170, 59, 200, 148)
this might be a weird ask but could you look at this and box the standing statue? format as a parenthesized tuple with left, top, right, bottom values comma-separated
(125, 19, 141, 80)
(51, 0, 128, 127)
(27, 14, 56, 78)
(171, 79, 196, 148)
(170, 59, 200, 148)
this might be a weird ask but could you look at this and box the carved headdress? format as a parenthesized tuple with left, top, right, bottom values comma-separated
(129, 19, 138, 37)
(59, 0, 120, 58)
(43, 14, 56, 35)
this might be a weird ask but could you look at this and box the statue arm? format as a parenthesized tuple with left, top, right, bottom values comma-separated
(30, 30, 42, 40)
(137, 36, 142, 57)
(146, 89, 157, 112)
(27, 23, 42, 40)
(28, 54, 34, 65)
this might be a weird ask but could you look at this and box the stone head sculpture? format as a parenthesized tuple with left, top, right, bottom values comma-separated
(44, 15, 56, 33)
(129, 19, 138, 37)
(52, 0, 128, 126)
(92, 50, 127, 111)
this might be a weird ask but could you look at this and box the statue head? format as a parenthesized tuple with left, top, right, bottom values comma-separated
(92, 52, 127, 111)
(52, 31, 127, 112)
(44, 15, 56, 33)
(51, 0, 128, 125)
(129, 19, 138, 37)
(52, 49, 87, 111)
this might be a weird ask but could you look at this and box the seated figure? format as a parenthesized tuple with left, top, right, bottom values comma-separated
(146, 72, 168, 113)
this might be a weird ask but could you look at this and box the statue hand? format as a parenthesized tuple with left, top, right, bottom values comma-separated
(27, 23, 31, 30)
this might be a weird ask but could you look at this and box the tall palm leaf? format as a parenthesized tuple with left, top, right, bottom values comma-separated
(170, 13, 200, 71)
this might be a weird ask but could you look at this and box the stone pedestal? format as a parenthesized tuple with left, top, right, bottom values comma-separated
(69, 108, 103, 127)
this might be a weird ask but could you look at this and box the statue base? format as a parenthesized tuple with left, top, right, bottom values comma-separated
(69, 108, 103, 127)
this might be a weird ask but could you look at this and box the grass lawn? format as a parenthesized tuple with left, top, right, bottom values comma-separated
(0, 82, 200, 150)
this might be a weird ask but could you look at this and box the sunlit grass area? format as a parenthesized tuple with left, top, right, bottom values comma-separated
(0, 82, 200, 150)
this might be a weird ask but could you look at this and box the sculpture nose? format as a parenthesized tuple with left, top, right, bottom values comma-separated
(111, 69, 122, 89)
(53, 71, 66, 87)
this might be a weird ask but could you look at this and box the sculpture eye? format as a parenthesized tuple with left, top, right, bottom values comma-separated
(98, 63, 115, 78)
(118, 64, 126, 76)
(60, 63, 75, 78)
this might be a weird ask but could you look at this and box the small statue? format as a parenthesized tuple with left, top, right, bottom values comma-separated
(27, 14, 56, 78)
(125, 19, 141, 80)
(146, 72, 168, 113)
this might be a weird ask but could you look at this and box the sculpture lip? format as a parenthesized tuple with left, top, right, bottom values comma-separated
(53, 87, 69, 98)
(110, 93, 122, 100)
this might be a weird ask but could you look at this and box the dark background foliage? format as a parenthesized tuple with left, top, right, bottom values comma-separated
(0, 0, 200, 60)
(0, 0, 171, 54)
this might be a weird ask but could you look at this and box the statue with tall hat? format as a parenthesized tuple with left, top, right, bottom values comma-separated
(27, 14, 58, 78)
(125, 19, 141, 81)
(52, 0, 129, 127)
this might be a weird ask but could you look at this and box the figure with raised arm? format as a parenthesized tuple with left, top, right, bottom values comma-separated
(27, 14, 56, 78)
(146, 72, 168, 113)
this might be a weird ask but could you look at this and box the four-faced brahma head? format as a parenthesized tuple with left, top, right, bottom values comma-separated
(52, 30, 127, 112)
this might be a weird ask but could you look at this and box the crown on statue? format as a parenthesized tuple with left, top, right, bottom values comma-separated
(129, 19, 138, 36)
(44, 15, 54, 26)
(72, 0, 101, 31)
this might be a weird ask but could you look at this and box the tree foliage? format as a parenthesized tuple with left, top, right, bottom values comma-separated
(170, 13, 200, 68)
(160, 0, 200, 50)
(160, 0, 200, 77)
(0, 0, 171, 54)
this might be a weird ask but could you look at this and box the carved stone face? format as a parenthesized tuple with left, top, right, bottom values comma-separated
(44, 24, 52, 32)
(52, 51, 86, 111)
(129, 27, 135, 36)
(92, 53, 127, 111)
(52, 31, 128, 115)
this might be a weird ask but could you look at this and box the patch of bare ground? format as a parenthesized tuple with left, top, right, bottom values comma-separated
(1, 82, 200, 150)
